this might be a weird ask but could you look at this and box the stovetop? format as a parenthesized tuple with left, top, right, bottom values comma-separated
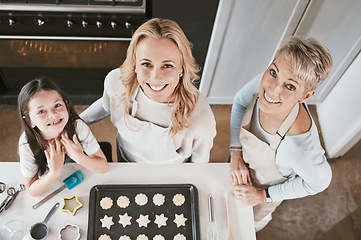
(0, 0, 146, 39)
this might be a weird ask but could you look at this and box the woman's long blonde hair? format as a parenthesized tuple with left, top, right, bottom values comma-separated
(120, 18, 200, 136)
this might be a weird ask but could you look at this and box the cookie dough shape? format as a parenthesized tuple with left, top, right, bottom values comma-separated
(100, 215, 114, 230)
(173, 233, 186, 240)
(172, 194, 185, 206)
(119, 236, 131, 240)
(136, 214, 151, 227)
(98, 234, 112, 240)
(173, 213, 187, 227)
(154, 213, 168, 228)
(136, 234, 149, 240)
(152, 193, 165, 206)
(153, 235, 165, 240)
(100, 197, 113, 210)
(135, 193, 148, 206)
(118, 213, 132, 227)
(117, 196, 130, 208)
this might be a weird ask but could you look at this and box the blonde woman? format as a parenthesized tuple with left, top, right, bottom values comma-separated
(230, 36, 333, 230)
(80, 18, 216, 163)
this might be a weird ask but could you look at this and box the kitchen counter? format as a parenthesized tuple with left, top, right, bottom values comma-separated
(0, 162, 256, 239)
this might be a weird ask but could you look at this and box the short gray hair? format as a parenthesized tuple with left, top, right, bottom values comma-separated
(275, 36, 333, 93)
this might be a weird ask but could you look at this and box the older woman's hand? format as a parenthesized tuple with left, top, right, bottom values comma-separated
(233, 184, 266, 206)
(230, 149, 251, 185)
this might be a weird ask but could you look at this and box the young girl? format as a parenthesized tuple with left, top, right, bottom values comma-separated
(18, 77, 108, 196)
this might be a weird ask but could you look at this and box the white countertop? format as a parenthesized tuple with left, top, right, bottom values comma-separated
(0, 162, 256, 240)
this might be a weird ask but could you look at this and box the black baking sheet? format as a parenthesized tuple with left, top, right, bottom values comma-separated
(87, 184, 200, 240)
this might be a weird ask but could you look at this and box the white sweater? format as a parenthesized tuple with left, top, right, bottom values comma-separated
(80, 68, 216, 163)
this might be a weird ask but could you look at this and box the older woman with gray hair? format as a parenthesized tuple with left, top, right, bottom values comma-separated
(230, 36, 333, 231)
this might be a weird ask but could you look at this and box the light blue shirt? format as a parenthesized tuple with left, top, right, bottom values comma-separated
(230, 74, 332, 202)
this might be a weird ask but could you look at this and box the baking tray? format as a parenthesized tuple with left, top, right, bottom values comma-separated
(87, 184, 200, 240)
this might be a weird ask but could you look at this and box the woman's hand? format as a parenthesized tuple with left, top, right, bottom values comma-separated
(60, 133, 85, 162)
(230, 149, 251, 185)
(233, 184, 266, 206)
(45, 138, 65, 176)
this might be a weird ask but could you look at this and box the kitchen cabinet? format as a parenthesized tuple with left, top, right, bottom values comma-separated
(200, 0, 361, 104)
(200, 0, 361, 158)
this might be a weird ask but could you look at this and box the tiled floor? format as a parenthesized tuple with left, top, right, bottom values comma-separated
(1, 104, 360, 239)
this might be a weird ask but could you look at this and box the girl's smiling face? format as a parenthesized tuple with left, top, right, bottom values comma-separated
(28, 90, 69, 140)
(135, 37, 183, 103)
(258, 54, 314, 116)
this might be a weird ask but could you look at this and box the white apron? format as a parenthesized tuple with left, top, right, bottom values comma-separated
(239, 96, 299, 222)
(116, 87, 185, 163)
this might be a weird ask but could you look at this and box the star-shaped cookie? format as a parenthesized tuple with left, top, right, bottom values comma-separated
(100, 215, 114, 230)
(119, 213, 132, 227)
(154, 213, 168, 228)
(173, 213, 187, 227)
(136, 214, 151, 227)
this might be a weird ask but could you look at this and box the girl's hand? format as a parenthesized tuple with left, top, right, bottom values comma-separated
(233, 184, 266, 206)
(45, 138, 65, 175)
(60, 133, 84, 162)
(230, 150, 251, 185)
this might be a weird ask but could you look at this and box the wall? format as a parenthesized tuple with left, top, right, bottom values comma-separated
(317, 51, 361, 158)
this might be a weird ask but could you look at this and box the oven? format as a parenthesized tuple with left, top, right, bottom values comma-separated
(0, 0, 147, 104)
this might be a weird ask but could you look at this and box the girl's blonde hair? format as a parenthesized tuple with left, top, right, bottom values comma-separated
(275, 36, 333, 93)
(120, 18, 200, 136)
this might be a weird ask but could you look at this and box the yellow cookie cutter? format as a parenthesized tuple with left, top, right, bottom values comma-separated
(61, 195, 82, 216)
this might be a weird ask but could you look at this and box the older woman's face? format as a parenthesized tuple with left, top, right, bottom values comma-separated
(258, 54, 314, 116)
(135, 37, 183, 103)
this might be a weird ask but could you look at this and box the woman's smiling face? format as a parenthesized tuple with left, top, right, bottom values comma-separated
(258, 54, 314, 116)
(135, 37, 183, 103)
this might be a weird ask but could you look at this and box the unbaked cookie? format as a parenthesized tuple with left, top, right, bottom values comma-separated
(98, 234, 112, 240)
(118, 213, 132, 227)
(173, 213, 187, 227)
(119, 236, 131, 240)
(152, 193, 165, 206)
(136, 214, 151, 227)
(154, 213, 168, 228)
(172, 194, 185, 206)
(153, 235, 165, 240)
(100, 215, 114, 230)
(117, 196, 130, 208)
(135, 193, 148, 206)
(173, 233, 186, 240)
(100, 197, 113, 210)
(136, 234, 149, 240)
